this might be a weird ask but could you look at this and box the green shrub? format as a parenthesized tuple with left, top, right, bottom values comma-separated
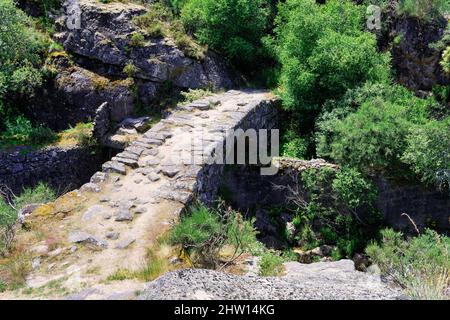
(397, 0, 450, 21)
(0, 116, 57, 148)
(258, 251, 285, 276)
(180, 0, 270, 68)
(332, 167, 377, 210)
(129, 32, 146, 47)
(366, 228, 450, 300)
(0, 199, 17, 255)
(0, 182, 56, 255)
(280, 128, 308, 159)
(402, 117, 450, 189)
(0, 0, 48, 97)
(273, 0, 390, 113)
(316, 85, 430, 176)
(180, 88, 213, 103)
(170, 203, 258, 268)
(287, 167, 382, 256)
(123, 62, 138, 78)
(133, 2, 205, 60)
(14, 182, 56, 210)
(441, 47, 450, 74)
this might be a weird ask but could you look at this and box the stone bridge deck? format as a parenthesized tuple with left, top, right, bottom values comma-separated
(21, 90, 278, 293)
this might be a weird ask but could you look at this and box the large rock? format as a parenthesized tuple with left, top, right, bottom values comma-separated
(138, 260, 402, 300)
(26, 54, 135, 130)
(378, 2, 449, 91)
(54, 0, 236, 90)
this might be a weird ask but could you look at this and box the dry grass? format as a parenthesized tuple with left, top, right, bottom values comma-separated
(54, 123, 95, 148)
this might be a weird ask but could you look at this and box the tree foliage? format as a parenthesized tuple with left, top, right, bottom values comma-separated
(272, 0, 390, 112)
(180, 0, 271, 68)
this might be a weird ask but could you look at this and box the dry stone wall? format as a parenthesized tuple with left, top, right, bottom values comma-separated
(0, 146, 111, 195)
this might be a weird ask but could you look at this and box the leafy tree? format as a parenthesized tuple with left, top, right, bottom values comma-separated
(320, 98, 428, 175)
(0, 0, 47, 98)
(397, 0, 450, 21)
(180, 0, 271, 68)
(272, 0, 390, 113)
(315, 82, 440, 178)
(402, 117, 450, 188)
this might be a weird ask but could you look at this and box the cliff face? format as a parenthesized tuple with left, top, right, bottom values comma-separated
(26, 0, 238, 131)
(392, 17, 449, 91)
(378, 2, 450, 92)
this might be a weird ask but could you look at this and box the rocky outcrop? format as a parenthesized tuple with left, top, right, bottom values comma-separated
(378, 2, 449, 91)
(54, 0, 236, 90)
(26, 54, 135, 131)
(138, 260, 401, 300)
(392, 17, 449, 91)
(26, 0, 237, 132)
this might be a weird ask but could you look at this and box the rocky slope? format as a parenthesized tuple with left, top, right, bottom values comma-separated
(28, 0, 237, 132)
(139, 260, 402, 300)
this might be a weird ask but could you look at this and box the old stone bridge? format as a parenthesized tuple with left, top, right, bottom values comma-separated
(21, 90, 278, 291)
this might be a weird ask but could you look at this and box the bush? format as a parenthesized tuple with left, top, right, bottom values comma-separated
(180, 0, 270, 68)
(0, 0, 47, 98)
(258, 251, 284, 276)
(402, 117, 450, 189)
(0, 116, 57, 147)
(273, 0, 390, 113)
(283, 167, 382, 257)
(397, 0, 450, 21)
(133, 2, 206, 60)
(316, 83, 431, 176)
(441, 47, 450, 74)
(170, 203, 258, 268)
(366, 228, 450, 300)
(0, 116, 57, 148)
(280, 129, 308, 159)
(0, 182, 56, 255)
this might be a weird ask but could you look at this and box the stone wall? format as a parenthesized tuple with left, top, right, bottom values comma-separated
(219, 161, 450, 236)
(195, 98, 279, 204)
(0, 146, 112, 196)
(374, 177, 450, 234)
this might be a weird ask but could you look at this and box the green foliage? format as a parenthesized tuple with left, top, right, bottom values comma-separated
(288, 167, 382, 257)
(332, 168, 377, 210)
(129, 32, 146, 47)
(441, 47, 450, 74)
(180, 0, 270, 68)
(170, 203, 258, 268)
(366, 228, 450, 299)
(280, 128, 308, 159)
(273, 0, 390, 113)
(316, 83, 433, 176)
(0, 116, 57, 148)
(180, 88, 213, 103)
(133, 2, 206, 60)
(258, 251, 284, 276)
(402, 117, 450, 189)
(1, 182, 56, 255)
(123, 62, 138, 78)
(0, 0, 48, 99)
(14, 182, 56, 210)
(397, 0, 450, 21)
